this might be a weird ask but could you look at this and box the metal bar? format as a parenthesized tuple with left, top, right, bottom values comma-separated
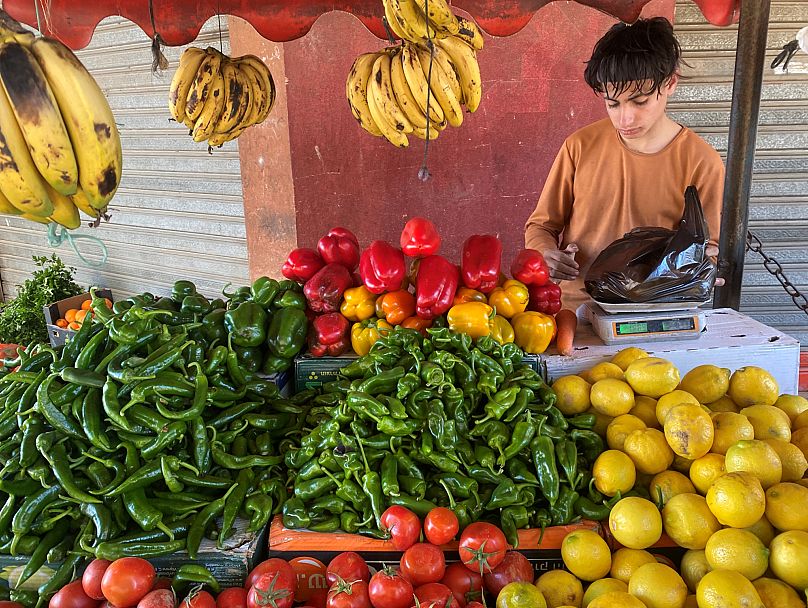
(713, 0, 771, 310)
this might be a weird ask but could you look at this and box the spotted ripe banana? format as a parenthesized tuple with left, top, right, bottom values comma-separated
(456, 17, 485, 51)
(415, 46, 462, 127)
(437, 36, 482, 112)
(215, 62, 247, 134)
(185, 48, 223, 122)
(70, 187, 102, 219)
(425, 43, 462, 105)
(192, 70, 226, 142)
(389, 48, 427, 129)
(236, 61, 267, 127)
(0, 41, 78, 195)
(31, 37, 122, 209)
(400, 43, 444, 124)
(169, 47, 206, 123)
(382, 0, 410, 42)
(366, 75, 408, 148)
(415, 0, 459, 35)
(0, 188, 22, 216)
(44, 183, 80, 229)
(346, 52, 383, 137)
(237, 55, 275, 124)
(371, 53, 413, 135)
(390, 0, 438, 41)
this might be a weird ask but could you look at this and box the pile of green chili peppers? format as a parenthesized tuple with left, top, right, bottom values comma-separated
(0, 278, 309, 608)
(283, 326, 613, 548)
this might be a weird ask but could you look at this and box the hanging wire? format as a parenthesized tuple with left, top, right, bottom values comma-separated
(217, 3, 225, 55)
(418, 0, 434, 182)
(149, 0, 169, 74)
(32, 0, 42, 35)
(46, 224, 109, 269)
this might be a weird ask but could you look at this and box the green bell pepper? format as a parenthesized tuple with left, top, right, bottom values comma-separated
(251, 277, 280, 308)
(266, 307, 308, 359)
(224, 301, 267, 347)
(172, 280, 197, 302)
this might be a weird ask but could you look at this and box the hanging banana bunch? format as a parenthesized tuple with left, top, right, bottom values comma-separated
(169, 47, 276, 149)
(0, 10, 121, 228)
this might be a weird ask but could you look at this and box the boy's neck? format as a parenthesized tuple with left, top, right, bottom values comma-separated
(618, 115, 682, 154)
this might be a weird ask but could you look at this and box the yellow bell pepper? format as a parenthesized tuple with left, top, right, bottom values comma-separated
(351, 319, 392, 356)
(491, 315, 514, 345)
(341, 286, 377, 322)
(447, 302, 494, 339)
(487, 279, 529, 319)
(452, 287, 487, 306)
(512, 311, 556, 354)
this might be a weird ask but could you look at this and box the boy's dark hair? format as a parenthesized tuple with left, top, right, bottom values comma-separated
(584, 17, 684, 97)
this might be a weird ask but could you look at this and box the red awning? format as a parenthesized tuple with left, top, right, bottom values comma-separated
(3, 0, 741, 50)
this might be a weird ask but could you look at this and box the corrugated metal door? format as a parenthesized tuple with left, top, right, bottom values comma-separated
(0, 17, 249, 301)
(673, 1, 808, 346)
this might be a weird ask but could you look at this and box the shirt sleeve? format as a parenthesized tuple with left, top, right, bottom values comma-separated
(692, 149, 726, 249)
(524, 140, 576, 254)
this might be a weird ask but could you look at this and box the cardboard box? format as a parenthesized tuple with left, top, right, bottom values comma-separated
(43, 289, 113, 347)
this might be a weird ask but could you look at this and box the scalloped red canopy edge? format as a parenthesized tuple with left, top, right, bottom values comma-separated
(2, 0, 740, 50)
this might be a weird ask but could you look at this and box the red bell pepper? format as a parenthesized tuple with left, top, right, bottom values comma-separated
(303, 263, 353, 313)
(461, 234, 502, 293)
(317, 227, 360, 271)
(400, 217, 441, 258)
(281, 248, 325, 284)
(359, 240, 406, 294)
(416, 255, 459, 319)
(308, 312, 350, 357)
(510, 249, 550, 287)
(528, 283, 563, 315)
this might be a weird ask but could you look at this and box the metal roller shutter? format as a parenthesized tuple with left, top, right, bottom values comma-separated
(0, 17, 249, 301)
(673, 1, 808, 347)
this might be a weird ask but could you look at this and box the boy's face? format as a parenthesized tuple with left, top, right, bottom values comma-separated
(602, 76, 678, 142)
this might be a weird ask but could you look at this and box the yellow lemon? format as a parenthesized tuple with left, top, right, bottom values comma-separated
(710, 412, 755, 455)
(662, 493, 721, 550)
(581, 578, 627, 607)
(680, 549, 711, 593)
(626, 358, 681, 398)
(793, 409, 808, 430)
(586, 408, 614, 438)
(790, 427, 808, 460)
(696, 570, 764, 608)
(561, 529, 611, 582)
(689, 453, 726, 495)
(765, 482, 808, 532)
(739, 405, 792, 442)
(763, 439, 808, 482)
(728, 367, 779, 408)
(725, 440, 782, 489)
(743, 515, 777, 548)
(593, 450, 636, 497)
(590, 379, 636, 417)
(581, 361, 625, 384)
(624, 428, 675, 475)
(664, 403, 714, 459)
(631, 396, 661, 429)
(610, 548, 657, 584)
(628, 562, 688, 608)
(706, 471, 766, 528)
(611, 346, 650, 371)
(774, 394, 808, 423)
(752, 577, 805, 608)
(679, 365, 731, 405)
(656, 390, 701, 426)
(534, 569, 583, 608)
(706, 395, 739, 413)
(553, 375, 592, 416)
(496, 582, 547, 608)
(609, 497, 662, 550)
(769, 530, 808, 590)
(704, 528, 770, 580)
(587, 592, 647, 608)
(650, 470, 696, 508)
(606, 414, 647, 451)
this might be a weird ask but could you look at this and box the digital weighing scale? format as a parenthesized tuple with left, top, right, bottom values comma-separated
(585, 301, 708, 345)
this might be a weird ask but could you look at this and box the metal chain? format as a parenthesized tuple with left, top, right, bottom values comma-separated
(746, 230, 808, 315)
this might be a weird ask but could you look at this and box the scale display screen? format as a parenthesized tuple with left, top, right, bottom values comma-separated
(614, 316, 696, 336)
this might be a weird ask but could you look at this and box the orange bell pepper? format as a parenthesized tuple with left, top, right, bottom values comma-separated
(375, 290, 416, 325)
(452, 287, 487, 306)
(491, 315, 515, 344)
(400, 316, 432, 336)
(447, 302, 494, 339)
(511, 311, 556, 354)
(340, 285, 377, 322)
(351, 319, 393, 356)
(487, 280, 529, 319)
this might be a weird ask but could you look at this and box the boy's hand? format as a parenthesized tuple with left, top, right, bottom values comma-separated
(544, 244, 579, 281)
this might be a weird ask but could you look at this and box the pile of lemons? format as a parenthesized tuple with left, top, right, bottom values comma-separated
(546, 349, 808, 608)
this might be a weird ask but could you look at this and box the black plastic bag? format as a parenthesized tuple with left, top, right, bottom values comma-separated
(584, 186, 717, 304)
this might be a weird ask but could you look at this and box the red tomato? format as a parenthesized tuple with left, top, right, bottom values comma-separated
(101, 558, 156, 607)
(325, 579, 371, 608)
(82, 559, 112, 601)
(245, 559, 296, 593)
(458, 523, 507, 574)
(216, 588, 247, 608)
(50, 580, 100, 608)
(380, 506, 421, 552)
(0, 602, 24, 608)
(246, 572, 294, 608)
(179, 591, 215, 608)
(423, 509, 459, 546)
(367, 569, 413, 608)
(326, 553, 370, 587)
(152, 580, 173, 592)
(465, 603, 484, 608)
(413, 584, 459, 608)
(136, 590, 175, 608)
(482, 551, 534, 596)
(399, 544, 445, 587)
(440, 563, 483, 607)
(304, 589, 328, 608)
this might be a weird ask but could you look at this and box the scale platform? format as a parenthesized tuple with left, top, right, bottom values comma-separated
(584, 301, 708, 345)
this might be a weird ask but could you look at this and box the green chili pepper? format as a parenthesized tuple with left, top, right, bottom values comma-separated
(35, 374, 85, 440)
(172, 564, 221, 594)
(568, 413, 598, 430)
(219, 469, 252, 547)
(16, 518, 70, 586)
(388, 494, 437, 518)
(186, 483, 236, 559)
(556, 439, 582, 490)
(380, 454, 400, 497)
(295, 477, 338, 502)
(37, 441, 100, 504)
(550, 486, 580, 526)
(95, 539, 186, 561)
(36, 552, 84, 608)
(571, 429, 605, 464)
(499, 412, 538, 466)
(345, 391, 390, 422)
(501, 506, 529, 549)
(396, 373, 420, 400)
(574, 495, 612, 521)
(282, 497, 311, 529)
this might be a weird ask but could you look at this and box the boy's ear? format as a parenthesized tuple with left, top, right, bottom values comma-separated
(666, 73, 679, 95)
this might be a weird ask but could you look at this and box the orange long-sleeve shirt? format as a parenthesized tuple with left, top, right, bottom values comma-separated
(525, 118, 725, 311)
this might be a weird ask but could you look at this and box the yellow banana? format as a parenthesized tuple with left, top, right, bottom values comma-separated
(390, 0, 438, 41)
(45, 183, 80, 229)
(185, 48, 223, 122)
(389, 48, 428, 129)
(346, 52, 383, 137)
(437, 36, 482, 112)
(31, 37, 122, 209)
(411, 123, 440, 140)
(400, 43, 444, 124)
(0, 83, 52, 217)
(370, 53, 413, 134)
(235, 61, 266, 127)
(169, 47, 206, 122)
(426, 43, 462, 105)
(215, 62, 246, 134)
(366, 77, 409, 148)
(415, 0, 459, 35)
(456, 17, 485, 51)
(416, 46, 463, 127)
(237, 55, 275, 124)
(0, 41, 77, 195)
(192, 69, 226, 142)
(382, 0, 410, 41)
(208, 122, 249, 148)
(21, 212, 50, 224)
(70, 187, 102, 218)
(0, 188, 22, 216)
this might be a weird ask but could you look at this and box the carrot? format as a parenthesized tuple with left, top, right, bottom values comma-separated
(555, 309, 577, 356)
